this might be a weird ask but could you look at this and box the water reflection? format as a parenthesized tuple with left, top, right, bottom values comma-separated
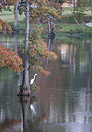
(0, 36, 92, 132)
(36, 38, 92, 132)
(0, 34, 24, 49)
(0, 69, 21, 131)
(59, 44, 73, 68)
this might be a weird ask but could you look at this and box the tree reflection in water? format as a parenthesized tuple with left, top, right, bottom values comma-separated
(19, 96, 49, 132)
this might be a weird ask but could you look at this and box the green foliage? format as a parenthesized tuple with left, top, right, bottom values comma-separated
(73, 0, 90, 19)
(29, 25, 57, 75)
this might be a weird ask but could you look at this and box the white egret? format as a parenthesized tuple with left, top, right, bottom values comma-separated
(30, 74, 37, 85)
(30, 104, 36, 115)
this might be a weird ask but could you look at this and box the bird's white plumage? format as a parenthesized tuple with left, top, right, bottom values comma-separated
(30, 104, 36, 115)
(30, 74, 37, 85)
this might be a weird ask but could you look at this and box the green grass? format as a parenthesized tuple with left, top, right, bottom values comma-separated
(57, 23, 92, 33)
(55, 22, 92, 38)
(0, 6, 25, 23)
(62, 7, 91, 16)
(0, 6, 47, 30)
(0, 6, 92, 37)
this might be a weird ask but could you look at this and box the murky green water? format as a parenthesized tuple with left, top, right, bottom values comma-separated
(0, 35, 92, 132)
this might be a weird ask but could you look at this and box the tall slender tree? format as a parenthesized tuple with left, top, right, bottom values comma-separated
(14, 1, 19, 30)
(22, 0, 30, 95)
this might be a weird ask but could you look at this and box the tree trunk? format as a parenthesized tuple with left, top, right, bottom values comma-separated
(47, 0, 51, 37)
(91, 0, 92, 22)
(73, 0, 75, 13)
(14, 1, 19, 29)
(48, 16, 51, 34)
(23, 0, 30, 94)
(18, 0, 31, 96)
(14, 34, 18, 53)
(20, 97, 30, 132)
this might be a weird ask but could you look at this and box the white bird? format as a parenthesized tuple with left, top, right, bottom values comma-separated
(30, 74, 37, 85)
(30, 104, 36, 115)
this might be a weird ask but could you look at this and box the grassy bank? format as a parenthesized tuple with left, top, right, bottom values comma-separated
(57, 23, 92, 33)
(0, 6, 25, 23)
(0, 6, 92, 37)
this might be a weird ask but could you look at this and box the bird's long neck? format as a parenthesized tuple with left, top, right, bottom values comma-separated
(33, 75, 36, 80)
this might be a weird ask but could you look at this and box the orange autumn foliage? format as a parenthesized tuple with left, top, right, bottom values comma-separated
(0, 19, 12, 34)
(0, 0, 18, 11)
(0, 0, 18, 5)
(29, 25, 58, 76)
(0, 45, 24, 72)
(36, 66, 51, 76)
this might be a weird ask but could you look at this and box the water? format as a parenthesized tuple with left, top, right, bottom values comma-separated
(0, 35, 92, 132)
